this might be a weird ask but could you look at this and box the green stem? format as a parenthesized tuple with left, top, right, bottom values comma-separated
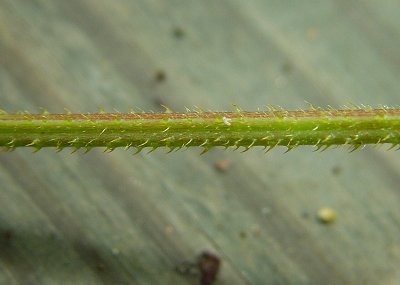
(0, 108, 399, 153)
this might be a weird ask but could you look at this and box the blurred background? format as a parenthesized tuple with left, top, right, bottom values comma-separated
(0, 1, 400, 284)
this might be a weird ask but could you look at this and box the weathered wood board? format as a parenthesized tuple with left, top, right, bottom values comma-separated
(0, 1, 400, 284)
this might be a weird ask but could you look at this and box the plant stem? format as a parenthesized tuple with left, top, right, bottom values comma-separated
(0, 108, 400, 153)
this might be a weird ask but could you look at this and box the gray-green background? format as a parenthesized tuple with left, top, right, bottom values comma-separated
(0, 1, 399, 284)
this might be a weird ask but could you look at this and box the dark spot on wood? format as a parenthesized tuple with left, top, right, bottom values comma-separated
(173, 27, 185, 39)
(214, 159, 231, 173)
(96, 263, 106, 272)
(155, 70, 167, 82)
(3, 230, 13, 242)
(199, 251, 221, 285)
(282, 61, 293, 74)
(332, 165, 342, 176)
(176, 251, 221, 284)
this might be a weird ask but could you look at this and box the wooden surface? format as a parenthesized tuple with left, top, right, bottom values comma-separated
(1, 1, 400, 284)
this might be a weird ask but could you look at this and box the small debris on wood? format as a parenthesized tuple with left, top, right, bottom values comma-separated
(176, 251, 221, 285)
(199, 252, 221, 285)
(317, 207, 337, 224)
(332, 165, 342, 176)
(214, 159, 231, 173)
(154, 70, 167, 82)
(281, 61, 293, 74)
(173, 27, 185, 39)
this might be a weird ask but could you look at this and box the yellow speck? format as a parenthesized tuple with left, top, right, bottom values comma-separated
(317, 207, 337, 224)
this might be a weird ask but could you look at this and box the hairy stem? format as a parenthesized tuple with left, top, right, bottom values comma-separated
(0, 108, 400, 153)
